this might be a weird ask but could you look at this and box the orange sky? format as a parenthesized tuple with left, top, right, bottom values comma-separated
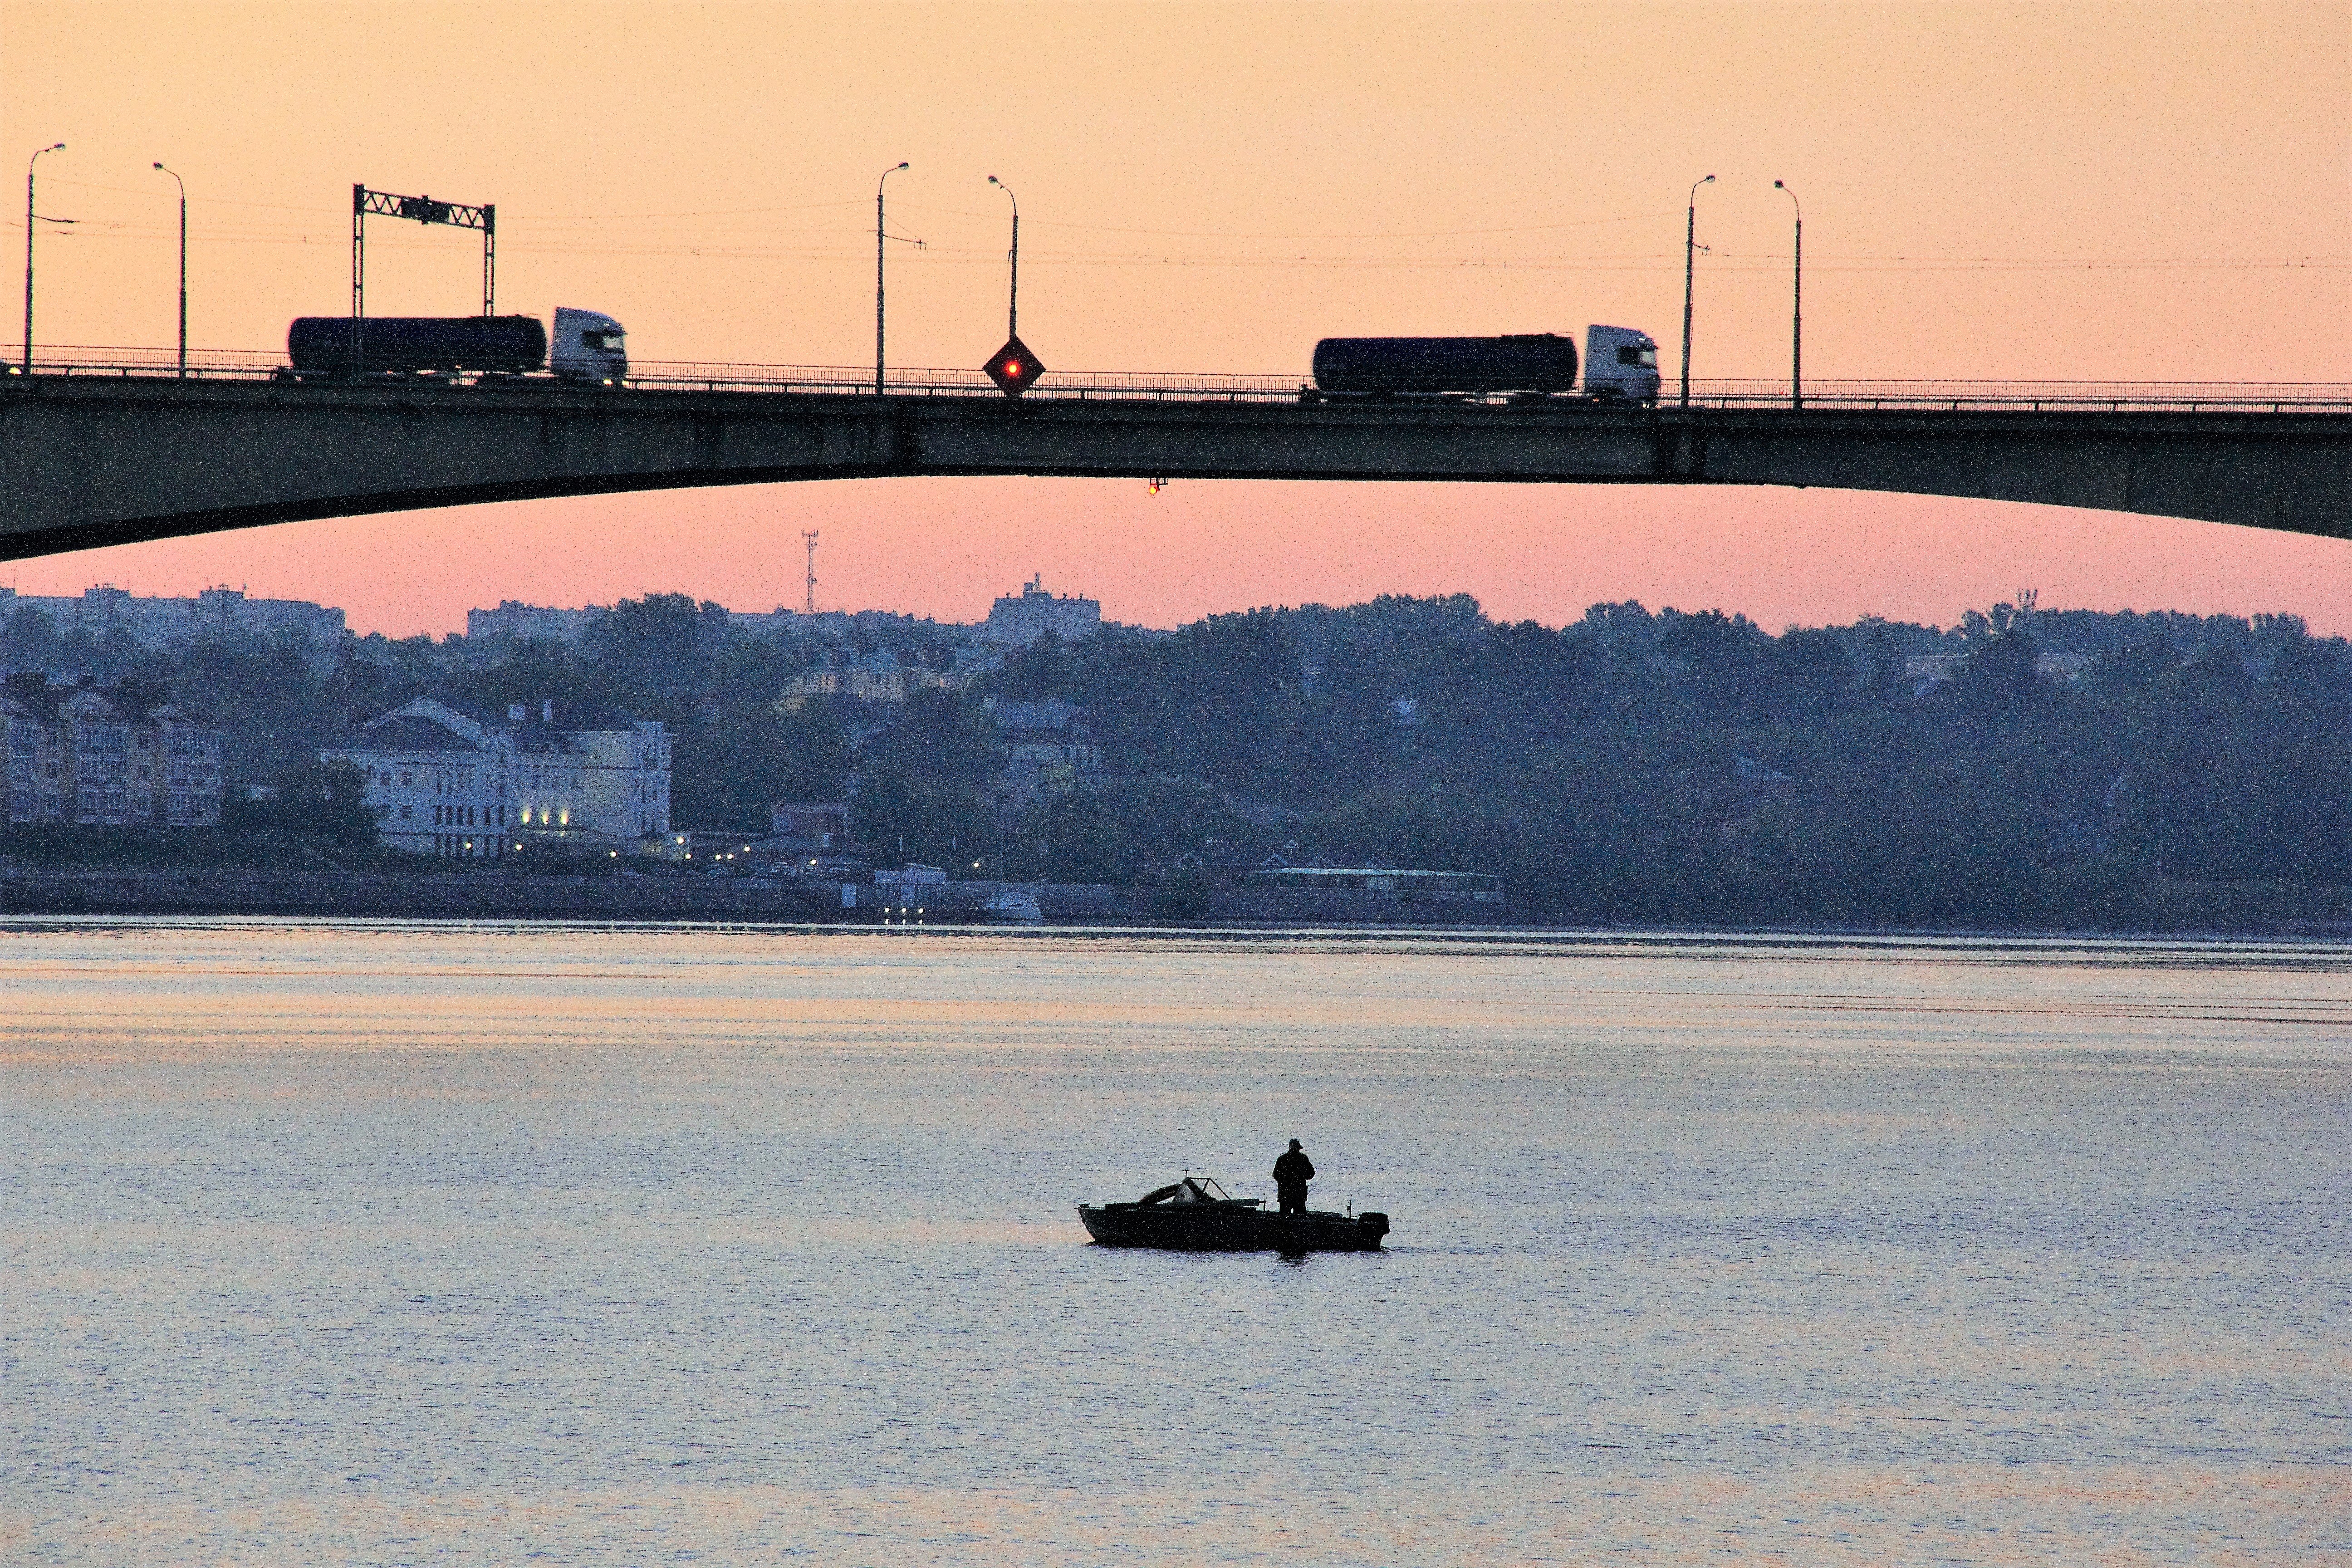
(4, 1, 2347, 636)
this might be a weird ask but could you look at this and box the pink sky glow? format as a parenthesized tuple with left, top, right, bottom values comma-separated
(5, 2, 2346, 636)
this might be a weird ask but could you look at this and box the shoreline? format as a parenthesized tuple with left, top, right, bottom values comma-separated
(1, 863, 2344, 944)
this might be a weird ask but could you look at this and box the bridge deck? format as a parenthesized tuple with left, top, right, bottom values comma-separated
(9, 344, 2351, 412)
(4, 366, 2347, 558)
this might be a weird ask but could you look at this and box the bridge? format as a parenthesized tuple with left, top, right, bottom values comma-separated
(3, 349, 2347, 560)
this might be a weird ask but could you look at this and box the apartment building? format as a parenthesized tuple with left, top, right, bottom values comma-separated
(2, 674, 223, 829)
(0, 584, 345, 657)
(982, 576, 1101, 647)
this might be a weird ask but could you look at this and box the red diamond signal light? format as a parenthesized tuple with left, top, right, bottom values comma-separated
(984, 335, 1045, 398)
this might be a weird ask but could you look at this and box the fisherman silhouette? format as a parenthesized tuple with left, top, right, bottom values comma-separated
(1273, 1139, 1315, 1216)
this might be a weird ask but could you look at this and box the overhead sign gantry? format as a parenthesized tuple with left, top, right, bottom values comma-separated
(348, 184, 495, 377)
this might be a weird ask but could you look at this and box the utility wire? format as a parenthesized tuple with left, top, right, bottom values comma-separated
(11, 219, 2344, 274)
(890, 202, 1681, 239)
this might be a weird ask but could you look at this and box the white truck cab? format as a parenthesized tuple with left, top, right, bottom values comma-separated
(550, 307, 628, 382)
(1583, 325, 1660, 403)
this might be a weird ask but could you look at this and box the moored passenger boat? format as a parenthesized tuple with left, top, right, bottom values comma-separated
(1078, 1176, 1389, 1251)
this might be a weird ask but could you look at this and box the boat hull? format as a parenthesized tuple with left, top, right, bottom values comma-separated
(1078, 1204, 1389, 1252)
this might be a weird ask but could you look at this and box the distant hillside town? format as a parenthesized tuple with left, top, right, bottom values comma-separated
(4, 577, 2344, 932)
(1, 573, 1112, 672)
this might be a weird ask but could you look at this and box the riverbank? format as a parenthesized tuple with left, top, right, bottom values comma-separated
(0, 863, 841, 921)
(2, 861, 2339, 933)
(0, 865, 1527, 924)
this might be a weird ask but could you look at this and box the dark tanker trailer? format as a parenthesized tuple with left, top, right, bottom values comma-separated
(1308, 325, 1659, 402)
(283, 307, 626, 382)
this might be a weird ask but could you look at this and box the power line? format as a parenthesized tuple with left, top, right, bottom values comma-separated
(12, 219, 2345, 275)
(890, 202, 1681, 240)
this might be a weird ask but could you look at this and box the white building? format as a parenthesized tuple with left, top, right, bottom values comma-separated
(321, 696, 672, 857)
(982, 576, 1101, 647)
(565, 702, 677, 843)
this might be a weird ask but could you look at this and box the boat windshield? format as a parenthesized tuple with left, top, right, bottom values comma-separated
(1180, 1176, 1235, 1202)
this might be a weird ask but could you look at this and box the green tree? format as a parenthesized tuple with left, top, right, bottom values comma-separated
(582, 593, 717, 701)
(852, 763, 993, 869)
(861, 687, 992, 782)
(220, 760, 380, 848)
(2089, 635, 2180, 697)
(669, 706, 847, 831)
(1, 605, 60, 669)
(1924, 631, 2069, 738)
(1658, 609, 1764, 723)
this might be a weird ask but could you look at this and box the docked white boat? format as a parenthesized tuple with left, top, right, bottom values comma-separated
(982, 891, 1043, 922)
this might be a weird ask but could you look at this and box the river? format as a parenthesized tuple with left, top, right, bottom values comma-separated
(4, 919, 2346, 1563)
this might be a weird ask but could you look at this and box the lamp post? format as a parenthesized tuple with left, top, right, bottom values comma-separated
(986, 175, 1019, 340)
(154, 162, 187, 377)
(1679, 174, 1714, 407)
(22, 142, 64, 374)
(875, 161, 907, 396)
(1774, 180, 1802, 409)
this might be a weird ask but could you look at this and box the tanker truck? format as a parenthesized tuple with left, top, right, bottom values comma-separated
(1306, 325, 1659, 402)
(281, 306, 627, 382)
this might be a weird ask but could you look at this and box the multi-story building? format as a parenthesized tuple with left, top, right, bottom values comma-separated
(779, 646, 995, 706)
(978, 698, 1107, 822)
(564, 701, 676, 844)
(322, 696, 672, 857)
(984, 699, 1102, 772)
(982, 576, 1101, 647)
(1, 674, 222, 828)
(464, 601, 606, 644)
(0, 584, 345, 658)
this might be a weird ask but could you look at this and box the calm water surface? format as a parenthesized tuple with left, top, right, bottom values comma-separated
(4, 919, 2347, 1564)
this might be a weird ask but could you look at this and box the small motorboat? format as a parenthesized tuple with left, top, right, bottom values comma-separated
(1078, 1175, 1389, 1252)
(982, 891, 1043, 922)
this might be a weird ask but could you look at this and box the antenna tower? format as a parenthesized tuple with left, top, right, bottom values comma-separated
(802, 530, 819, 613)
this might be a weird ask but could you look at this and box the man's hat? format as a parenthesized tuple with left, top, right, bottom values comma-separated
(1288, 1139, 1302, 1150)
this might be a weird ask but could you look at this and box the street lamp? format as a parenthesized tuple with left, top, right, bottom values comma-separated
(986, 175, 1019, 340)
(1679, 174, 1715, 407)
(22, 142, 64, 375)
(875, 161, 908, 396)
(154, 162, 187, 377)
(1774, 180, 1802, 409)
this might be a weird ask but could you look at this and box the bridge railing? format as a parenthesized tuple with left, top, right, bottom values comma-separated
(620, 360, 1315, 402)
(1, 344, 289, 381)
(1675, 380, 2352, 413)
(6, 345, 2349, 411)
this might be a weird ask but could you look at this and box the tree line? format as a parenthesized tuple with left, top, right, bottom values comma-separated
(5, 590, 2344, 929)
(946, 595, 2349, 925)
